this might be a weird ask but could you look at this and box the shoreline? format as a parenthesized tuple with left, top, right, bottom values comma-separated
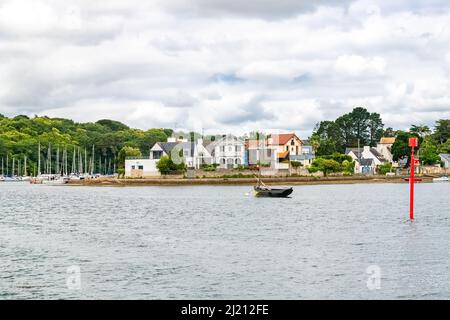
(67, 175, 433, 187)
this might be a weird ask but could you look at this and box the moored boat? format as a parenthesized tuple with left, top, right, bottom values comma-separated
(433, 176, 449, 183)
(254, 185, 293, 197)
(253, 177, 293, 198)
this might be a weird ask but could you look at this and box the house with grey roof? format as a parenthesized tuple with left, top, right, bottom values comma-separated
(346, 146, 388, 174)
(150, 137, 213, 169)
(440, 154, 450, 168)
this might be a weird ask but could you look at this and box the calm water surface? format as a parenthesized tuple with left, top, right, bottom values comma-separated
(0, 182, 449, 299)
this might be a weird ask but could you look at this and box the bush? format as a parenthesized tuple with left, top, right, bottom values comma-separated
(377, 162, 393, 175)
(156, 156, 187, 175)
(290, 161, 302, 168)
(308, 158, 341, 176)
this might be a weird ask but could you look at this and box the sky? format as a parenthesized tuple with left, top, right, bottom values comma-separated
(1, 0, 450, 138)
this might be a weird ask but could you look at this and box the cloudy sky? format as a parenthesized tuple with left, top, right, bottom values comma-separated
(1, 0, 450, 137)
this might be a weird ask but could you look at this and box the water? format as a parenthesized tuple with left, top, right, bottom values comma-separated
(0, 182, 449, 299)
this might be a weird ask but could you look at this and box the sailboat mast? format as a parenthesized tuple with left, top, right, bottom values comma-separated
(91, 145, 95, 175)
(38, 142, 41, 176)
(24, 156, 27, 176)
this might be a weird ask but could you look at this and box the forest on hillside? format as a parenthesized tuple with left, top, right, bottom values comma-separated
(0, 114, 172, 175)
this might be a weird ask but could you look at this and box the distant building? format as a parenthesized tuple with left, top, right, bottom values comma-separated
(267, 133, 303, 163)
(245, 139, 277, 166)
(125, 159, 160, 177)
(440, 154, 450, 168)
(150, 137, 213, 169)
(208, 135, 245, 169)
(376, 137, 396, 163)
(346, 146, 388, 174)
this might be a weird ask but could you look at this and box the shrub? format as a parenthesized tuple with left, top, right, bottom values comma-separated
(377, 162, 393, 175)
(156, 156, 187, 175)
(290, 161, 302, 168)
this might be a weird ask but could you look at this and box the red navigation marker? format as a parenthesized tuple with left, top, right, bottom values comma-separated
(408, 137, 419, 221)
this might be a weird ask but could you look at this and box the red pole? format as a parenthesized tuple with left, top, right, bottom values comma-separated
(410, 150, 414, 221)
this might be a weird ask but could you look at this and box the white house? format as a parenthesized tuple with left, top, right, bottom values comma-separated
(208, 135, 245, 169)
(376, 137, 396, 164)
(440, 154, 450, 168)
(150, 137, 213, 169)
(125, 159, 160, 177)
(346, 146, 387, 174)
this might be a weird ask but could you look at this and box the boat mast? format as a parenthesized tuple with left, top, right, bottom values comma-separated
(72, 147, 76, 174)
(24, 156, 27, 176)
(38, 142, 41, 176)
(91, 145, 95, 175)
(12, 157, 15, 177)
(56, 146, 60, 175)
(6, 154, 8, 177)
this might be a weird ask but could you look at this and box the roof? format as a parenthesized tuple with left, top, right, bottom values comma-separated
(277, 150, 289, 159)
(360, 158, 374, 166)
(379, 137, 396, 144)
(269, 133, 302, 145)
(370, 147, 386, 162)
(157, 142, 194, 157)
(440, 154, 450, 162)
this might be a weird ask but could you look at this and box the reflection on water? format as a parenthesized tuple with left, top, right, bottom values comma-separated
(0, 182, 449, 299)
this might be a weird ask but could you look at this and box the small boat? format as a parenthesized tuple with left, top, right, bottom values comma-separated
(433, 176, 449, 183)
(403, 178, 423, 182)
(253, 178, 293, 198)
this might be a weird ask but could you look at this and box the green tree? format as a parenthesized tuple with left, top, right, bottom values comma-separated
(117, 146, 142, 169)
(368, 112, 384, 146)
(410, 124, 431, 138)
(308, 158, 341, 176)
(438, 139, 450, 154)
(377, 162, 393, 175)
(156, 155, 186, 175)
(96, 119, 129, 131)
(391, 131, 421, 166)
(434, 119, 450, 144)
(419, 137, 440, 165)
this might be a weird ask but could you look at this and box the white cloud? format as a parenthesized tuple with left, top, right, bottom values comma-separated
(0, 0, 450, 136)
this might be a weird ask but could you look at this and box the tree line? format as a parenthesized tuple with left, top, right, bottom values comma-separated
(0, 114, 172, 175)
(310, 107, 450, 166)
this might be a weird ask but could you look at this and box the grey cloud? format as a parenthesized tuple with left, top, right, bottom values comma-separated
(219, 95, 275, 125)
(158, 0, 355, 19)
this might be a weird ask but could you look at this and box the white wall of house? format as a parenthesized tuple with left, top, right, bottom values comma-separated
(125, 159, 160, 177)
(213, 135, 245, 169)
(361, 146, 383, 166)
(376, 143, 394, 163)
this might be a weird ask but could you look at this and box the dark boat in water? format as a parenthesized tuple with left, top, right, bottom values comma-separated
(253, 178, 293, 198)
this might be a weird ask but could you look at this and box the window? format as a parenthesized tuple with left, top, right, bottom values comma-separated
(235, 146, 241, 152)
(131, 165, 135, 169)
(138, 165, 144, 170)
(220, 146, 225, 152)
(291, 140, 295, 145)
(228, 146, 233, 152)
(286, 146, 289, 151)
(221, 158, 226, 164)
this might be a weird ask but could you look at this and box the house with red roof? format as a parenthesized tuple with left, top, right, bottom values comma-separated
(267, 133, 304, 162)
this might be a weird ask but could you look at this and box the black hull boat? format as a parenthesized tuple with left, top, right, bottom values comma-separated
(254, 185, 293, 197)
